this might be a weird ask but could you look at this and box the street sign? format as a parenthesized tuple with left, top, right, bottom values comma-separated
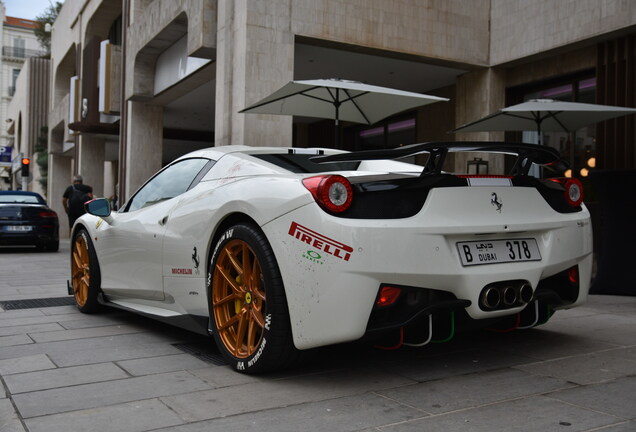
(0, 146, 11, 167)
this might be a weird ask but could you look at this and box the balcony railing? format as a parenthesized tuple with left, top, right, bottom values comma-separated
(2, 46, 47, 59)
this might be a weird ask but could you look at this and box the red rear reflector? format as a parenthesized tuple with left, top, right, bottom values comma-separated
(376, 286, 401, 307)
(568, 266, 579, 284)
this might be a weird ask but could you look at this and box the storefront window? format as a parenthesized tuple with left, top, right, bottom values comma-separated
(356, 117, 416, 151)
(522, 77, 596, 179)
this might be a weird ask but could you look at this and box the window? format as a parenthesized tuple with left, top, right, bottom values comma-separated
(9, 69, 20, 96)
(13, 38, 25, 58)
(509, 72, 596, 179)
(355, 117, 416, 151)
(125, 158, 210, 212)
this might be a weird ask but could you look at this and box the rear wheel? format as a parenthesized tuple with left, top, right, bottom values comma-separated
(71, 229, 101, 313)
(208, 224, 298, 373)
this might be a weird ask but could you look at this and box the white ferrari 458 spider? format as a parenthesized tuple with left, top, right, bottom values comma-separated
(69, 142, 592, 373)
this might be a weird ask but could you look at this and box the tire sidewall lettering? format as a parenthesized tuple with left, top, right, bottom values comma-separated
(209, 226, 273, 371)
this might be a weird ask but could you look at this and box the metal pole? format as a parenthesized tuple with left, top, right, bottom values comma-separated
(334, 88, 340, 149)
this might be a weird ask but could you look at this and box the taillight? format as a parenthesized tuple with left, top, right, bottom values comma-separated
(302, 175, 353, 213)
(548, 177, 584, 207)
(38, 211, 57, 218)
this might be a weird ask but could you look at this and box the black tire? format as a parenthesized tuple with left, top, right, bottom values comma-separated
(71, 229, 102, 313)
(208, 223, 298, 373)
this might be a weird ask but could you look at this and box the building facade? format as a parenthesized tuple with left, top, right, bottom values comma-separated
(0, 2, 46, 190)
(47, 0, 636, 237)
(6, 57, 49, 195)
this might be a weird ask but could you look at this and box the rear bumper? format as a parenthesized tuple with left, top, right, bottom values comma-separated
(264, 186, 593, 350)
(0, 226, 59, 246)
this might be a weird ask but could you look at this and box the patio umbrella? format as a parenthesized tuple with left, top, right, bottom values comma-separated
(453, 98, 636, 144)
(240, 78, 448, 146)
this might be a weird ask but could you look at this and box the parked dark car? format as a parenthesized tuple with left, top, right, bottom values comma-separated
(0, 191, 59, 251)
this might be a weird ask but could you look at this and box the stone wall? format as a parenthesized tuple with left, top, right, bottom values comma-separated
(490, 0, 636, 65)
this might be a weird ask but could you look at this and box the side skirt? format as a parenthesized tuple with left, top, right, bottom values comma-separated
(97, 293, 210, 336)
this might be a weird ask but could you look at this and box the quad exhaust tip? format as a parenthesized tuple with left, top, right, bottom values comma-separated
(482, 287, 501, 309)
(480, 281, 533, 311)
(519, 283, 534, 304)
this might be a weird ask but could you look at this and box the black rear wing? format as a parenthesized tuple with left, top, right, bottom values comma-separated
(311, 141, 564, 176)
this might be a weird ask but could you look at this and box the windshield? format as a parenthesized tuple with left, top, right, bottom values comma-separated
(0, 194, 44, 204)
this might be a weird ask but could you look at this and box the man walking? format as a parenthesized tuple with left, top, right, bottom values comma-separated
(62, 175, 94, 228)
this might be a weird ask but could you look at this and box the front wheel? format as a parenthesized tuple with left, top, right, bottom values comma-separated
(208, 224, 298, 373)
(71, 229, 102, 313)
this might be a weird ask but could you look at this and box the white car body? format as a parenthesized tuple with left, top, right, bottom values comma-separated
(72, 143, 592, 370)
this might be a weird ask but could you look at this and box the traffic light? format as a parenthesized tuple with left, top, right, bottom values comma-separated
(21, 158, 30, 177)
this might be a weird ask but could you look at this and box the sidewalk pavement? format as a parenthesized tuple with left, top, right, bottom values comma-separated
(0, 240, 635, 432)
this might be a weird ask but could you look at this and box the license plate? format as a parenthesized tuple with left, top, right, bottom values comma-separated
(457, 239, 541, 266)
(6, 225, 33, 232)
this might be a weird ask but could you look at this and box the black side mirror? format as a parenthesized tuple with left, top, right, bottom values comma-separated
(85, 198, 111, 217)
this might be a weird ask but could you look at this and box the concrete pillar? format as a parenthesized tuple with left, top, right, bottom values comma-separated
(125, 101, 162, 195)
(454, 68, 507, 173)
(215, 0, 293, 147)
(104, 160, 118, 200)
(48, 154, 73, 237)
(77, 136, 105, 197)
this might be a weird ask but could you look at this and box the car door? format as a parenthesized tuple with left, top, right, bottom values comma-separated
(96, 158, 211, 301)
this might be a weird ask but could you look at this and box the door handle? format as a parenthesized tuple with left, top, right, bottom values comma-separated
(158, 216, 168, 225)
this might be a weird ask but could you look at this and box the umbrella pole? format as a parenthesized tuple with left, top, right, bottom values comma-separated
(334, 88, 340, 148)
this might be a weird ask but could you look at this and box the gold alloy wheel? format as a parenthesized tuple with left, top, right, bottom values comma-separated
(72, 234, 90, 307)
(212, 239, 267, 358)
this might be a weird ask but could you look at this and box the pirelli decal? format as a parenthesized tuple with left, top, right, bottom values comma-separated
(288, 222, 353, 261)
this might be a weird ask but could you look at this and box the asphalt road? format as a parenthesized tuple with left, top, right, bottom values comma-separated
(0, 240, 635, 432)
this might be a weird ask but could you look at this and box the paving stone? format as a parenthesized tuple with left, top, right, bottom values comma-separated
(378, 368, 573, 414)
(49, 342, 185, 367)
(58, 314, 132, 330)
(379, 347, 534, 382)
(478, 327, 620, 361)
(514, 348, 636, 385)
(547, 376, 636, 420)
(0, 334, 33, 348)
(0, 332, 186, 362)
(0, 310, 45, 320)
(591, 421, 636, 431)
(5, 362, 129, 394)
(117, 353, 211, 376)
(378, 395, 620, 432)
(40, 305, 80, 316)
(0, 399, 26, 432)
(542, 313, 636, 346)
(0, 354, 56, 375)
(12, 370, 211, 418)
(0, 313, 88, 329)
(161, 367, 415, 422)
(189, 365, 262, 388)
(29, 324, 146, 343)
(0, 323, 64, 337)
(24, 399, 184, 432)
(154, 393, 423, 432)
